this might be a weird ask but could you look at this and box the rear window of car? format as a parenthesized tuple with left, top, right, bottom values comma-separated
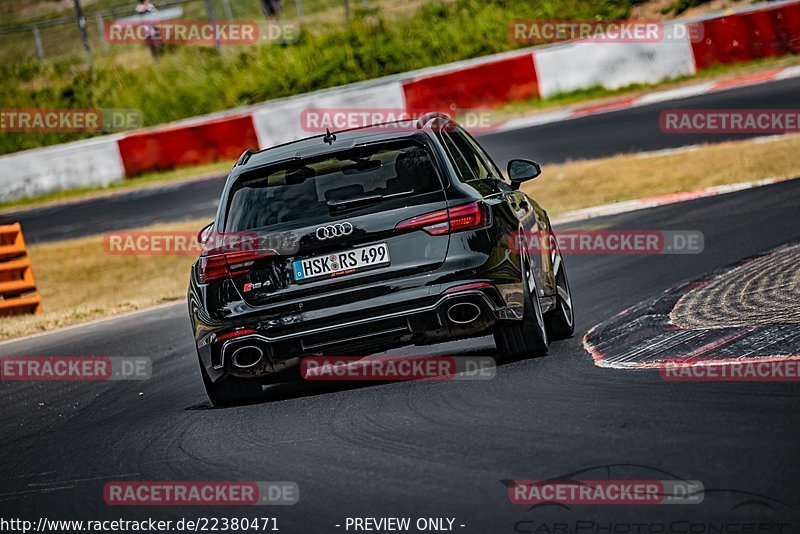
(224, 141, 443, 232)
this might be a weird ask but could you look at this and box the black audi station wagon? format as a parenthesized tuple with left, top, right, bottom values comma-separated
(188, 114, 574, 405)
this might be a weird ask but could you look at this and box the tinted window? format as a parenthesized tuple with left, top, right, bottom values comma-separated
(438, 131, 477, 182)
(448, 129, 493, 181)
(225, 142, 442, 232)
(438, 128, 500, 183)
(455, 126, 504, 181)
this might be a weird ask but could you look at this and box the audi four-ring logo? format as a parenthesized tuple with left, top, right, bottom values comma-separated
(316, 222, 354, 240)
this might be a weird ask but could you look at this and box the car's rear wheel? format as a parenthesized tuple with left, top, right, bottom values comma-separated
(494, 259, 549, 360)
(199, 358, 263, 407)
(546, 256, 574, 340)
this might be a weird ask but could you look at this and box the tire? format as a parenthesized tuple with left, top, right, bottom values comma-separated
(493, 258, 549, 360)
(545, 255, 575, 340)
(199, 359, 263, 407)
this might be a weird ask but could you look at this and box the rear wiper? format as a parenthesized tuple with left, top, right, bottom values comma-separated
(326, 190, 414, 212)
(327, 194, 384, 212)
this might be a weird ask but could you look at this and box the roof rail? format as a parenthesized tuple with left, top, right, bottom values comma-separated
(235, 148, 256, 167)
(415, 111, 452, 130)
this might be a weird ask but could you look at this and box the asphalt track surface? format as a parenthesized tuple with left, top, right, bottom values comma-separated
(1, 176, 799, 530)
(4, 76, 800, 244)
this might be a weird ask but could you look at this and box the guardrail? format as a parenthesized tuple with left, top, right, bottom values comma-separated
(0, 223, 43, 316)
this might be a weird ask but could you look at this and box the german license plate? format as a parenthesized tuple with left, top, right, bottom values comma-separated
(293, 243, 390, 282)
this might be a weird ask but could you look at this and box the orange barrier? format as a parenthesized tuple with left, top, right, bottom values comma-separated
(0, 224, 42, 316)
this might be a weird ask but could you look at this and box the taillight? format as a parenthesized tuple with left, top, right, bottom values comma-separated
(198, 254, 228, 284)
(395, 201, 488, 235)
(448, 202, 489, 232)
(197, 250, 276, 284)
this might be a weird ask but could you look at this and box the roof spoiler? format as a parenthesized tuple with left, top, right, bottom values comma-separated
(415, 112, 452, 130)
(235, 148, 256, 167)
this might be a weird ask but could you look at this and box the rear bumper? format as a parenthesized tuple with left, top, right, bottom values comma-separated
(196, 281, 521, 381)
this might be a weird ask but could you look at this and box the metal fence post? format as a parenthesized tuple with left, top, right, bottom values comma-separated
(222, 0, 233, 21)
(96, 15, 109, 52)
(343, 0, 350, 20)
(32, 24, 45, 61)
(203, 0, 221, 50)
(73, 0, 92, 60)
(295, 0, 304, 21)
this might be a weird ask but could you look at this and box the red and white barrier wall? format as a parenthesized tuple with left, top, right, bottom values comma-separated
(252, 82, 407, 148)
(0, 136, 125, 204)
(691, 1, 800, 69)
(533, 34, 696, 98)
(2, 0, 798, 203)
(403, 52, 539, 111)
(117, 113, 259, 176)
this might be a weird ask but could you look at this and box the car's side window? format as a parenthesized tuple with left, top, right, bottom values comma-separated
(445, 129, 493, 182)
(437, 129, 478, 182)
(455, 126, 506, 183)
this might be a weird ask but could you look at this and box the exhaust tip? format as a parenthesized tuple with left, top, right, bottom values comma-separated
(231, 346, 264, 368)
(446, 302, 482, 325)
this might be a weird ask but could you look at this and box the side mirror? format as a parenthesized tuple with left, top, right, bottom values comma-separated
(197, 223, 214, 245)
(507, 159, 541, 190)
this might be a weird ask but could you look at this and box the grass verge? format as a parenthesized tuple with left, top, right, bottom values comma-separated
(0, 219, 203, 342)
(520, 134, 800, 214)
(1, 133, 798, 341)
